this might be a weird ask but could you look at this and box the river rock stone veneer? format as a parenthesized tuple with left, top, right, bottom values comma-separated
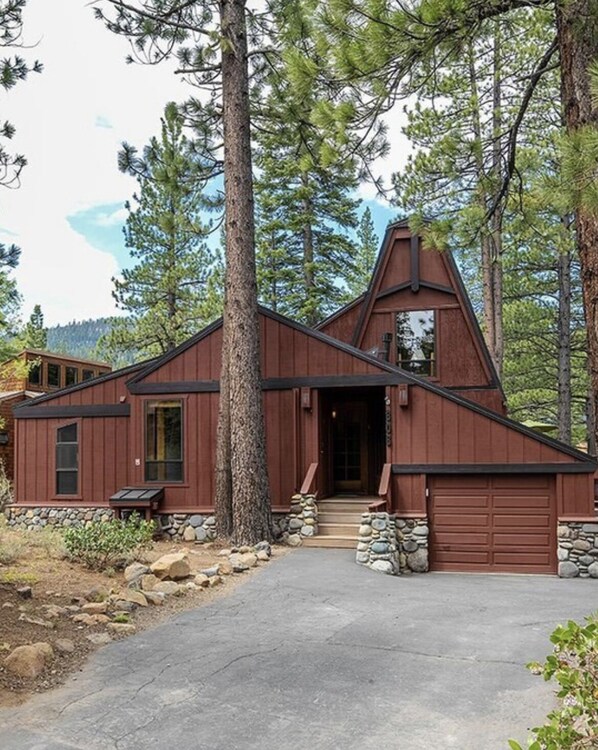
(158, 513, 217, 542)
(397, 518, 429, 573)
(557, 521, 598, 578)
(5, 505, 114, 530)
(356, 512, 400, 575)
(274, 493, 318, 547)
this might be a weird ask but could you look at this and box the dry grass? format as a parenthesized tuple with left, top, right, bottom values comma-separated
(0, 518, 67, 566)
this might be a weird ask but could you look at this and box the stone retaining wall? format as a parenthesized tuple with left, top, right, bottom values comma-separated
(4, 505, 114, 530)
(274, 493, 318, 547)
(157, 513, 217, 542)
(397, 518, 429, 574)
(356, 512, 400, 575)
(557, 521, 598, 578)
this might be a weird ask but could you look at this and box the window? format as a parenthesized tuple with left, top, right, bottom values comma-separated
(47, 363, 61, 387)
(145, 400, 183, 482)
(28, 362, 41, 386)
(396, 310, 436, 376)
(65, 366, 79, 387)
(56, 423, 78, 495)
(82, 369, 95, 381)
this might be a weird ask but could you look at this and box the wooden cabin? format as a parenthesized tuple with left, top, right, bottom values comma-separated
(10, 222, 597, 576)
(0, 350, 111, 479)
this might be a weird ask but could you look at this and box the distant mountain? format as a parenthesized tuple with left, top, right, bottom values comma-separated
(46, 318, 117, 365)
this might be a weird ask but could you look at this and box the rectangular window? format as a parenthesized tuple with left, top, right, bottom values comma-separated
(47, 363, 61, 387)
(65, 366, 78, 387)
(28, 362, 41, 386)
(82, 369, 95, 381)
(56, 423, 78, 495)
(145, 400, 183, 482)
(396, 310, 436, 376)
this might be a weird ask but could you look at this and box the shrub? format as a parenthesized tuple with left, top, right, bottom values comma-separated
(509, 614, 598, 749)
(0, 460, 13, 514)
(0, 570, 38, 584)
(63, 514, 155, 571)
(0, 536, 26, 565)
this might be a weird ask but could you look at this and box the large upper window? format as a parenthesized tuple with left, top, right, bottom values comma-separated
(47, 363, 61, 387)
(145, 400, 183, 482)
(396, 310, 436, 376)
(28, 362, 41, 386)
(65, 366, 78, 387)
(56, 423, 78, 495)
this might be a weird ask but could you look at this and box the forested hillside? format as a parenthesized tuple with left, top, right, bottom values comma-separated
(46, 318, 119, 364)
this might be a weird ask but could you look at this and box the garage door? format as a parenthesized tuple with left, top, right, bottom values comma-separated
(429, 475, 556, 573)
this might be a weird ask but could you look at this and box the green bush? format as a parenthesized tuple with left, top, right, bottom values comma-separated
(509, 615, 598, 749)
(63, 514, 155, 571)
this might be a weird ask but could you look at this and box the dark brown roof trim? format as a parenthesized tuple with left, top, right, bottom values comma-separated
(15, 404, 131, 419)
(392, 462, 597, 474)
(375, 280, 456, 300)
(13, 359, 155, 411)
(410, 234, 420, 292)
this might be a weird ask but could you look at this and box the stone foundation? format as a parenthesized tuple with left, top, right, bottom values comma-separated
(557, 521, 598, 578)
(157, 513, 217, 542)
(273, 494, 318, 547)
(397, 518, 429, 574)
(356, 512, 400, 575)
(4, 505, 114, 530)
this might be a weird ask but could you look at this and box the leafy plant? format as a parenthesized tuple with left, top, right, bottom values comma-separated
(0, 459, 14, 514)
(112, 612, 130, 624)
(63, 514, 155, 571)
(509, 615, 598, 749)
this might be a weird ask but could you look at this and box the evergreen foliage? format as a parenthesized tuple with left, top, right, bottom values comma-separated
(100, 102, 217, 360)
(21, 304, 47, 349)
(344, 207, 379, 299)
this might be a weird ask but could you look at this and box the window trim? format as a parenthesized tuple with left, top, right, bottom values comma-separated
(27, 360, 42, 386)
(395, 308, 438, 378)
(143, 398, 185, 485)
(65, 366, 79, 387)
(53, 420, 81, 499)
(47, 362, 62, 388)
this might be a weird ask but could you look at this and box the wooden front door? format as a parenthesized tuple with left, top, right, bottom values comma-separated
(332, 401, 368, 494)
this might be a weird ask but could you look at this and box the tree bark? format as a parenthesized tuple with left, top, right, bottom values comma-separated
(214, 302, 233, 537)
(302, 174, 316, 327)
(557, 246, 572, 443)
(218, 0, 272, 544)
(556, 0, 598, 453)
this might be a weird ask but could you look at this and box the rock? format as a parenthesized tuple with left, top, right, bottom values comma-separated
(218, 561, 233, 576)
(18, 614, 55, 629)
(239, 546, 252, 554)
(113, 600, 136, 613)
(183, 526, 196, 542)
(558, 525, 572, 539)
(356, 551, 369, 564)
(41, 605, 68, 619)
(86, 632, 112, 646)
(194, 574, 210, 587)
(371, 560, 394, 575)
(153, 580, 180, 595)
(582, 523, 598, 534)
(371, 518, 387, 531)
(107, 623, 136, 636)
(558, 561, 580, 578)
(195, 527, 208, 542)
(413, 525, 429, 536)
(240, 553, 258, 568)
(16, 586, 32, 599)
(573, 539, 592, 551)
(557, 547, 569, 561)
(72, 613, 111, 626)
(254, 541, 271, 556)
(150, 552, 191, 581)
(407, 548, 428, 573)
(371, 542, 390, 554)
(188, 515, 204, 528)
(256, 550, 269, 562)
(200, 565, 220, 578)
(403, 540, 418, 553)
(232, 563, 249, 573)
(208, 575, 222, 587)
(300, 525, 315, 537)
(124, 562, 149, 584)
(287, 534, 302, 547)
(144, 591, 166, 606)
(358, 525, 372, 536)
(5, 642, 54, 678)
(140, 574, 160, 591)
(289, 518, 303, 531)
(120, 590, 148, 607)
(218, 549, 232, 557)
(1, 602, 14, 609)
(584, 560, 598, 578)
(81, 602, 108, 615)
(54, 638, 75, 654)
(85, 586, 110, 603)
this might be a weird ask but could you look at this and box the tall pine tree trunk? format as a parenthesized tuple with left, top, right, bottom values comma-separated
(556, 0, 598, 453)
(557, 247, 572, 444)
(217, 0, 272, 543)
(302, 173, 317, 327)
(214, 301, 233, 537)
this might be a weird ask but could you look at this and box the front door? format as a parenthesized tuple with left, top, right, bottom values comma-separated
(332, 401, 368, 494)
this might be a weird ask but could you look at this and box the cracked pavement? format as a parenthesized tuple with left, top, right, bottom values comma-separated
(0, 549, 592, 749)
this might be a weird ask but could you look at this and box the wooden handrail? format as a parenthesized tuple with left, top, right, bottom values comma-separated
(374, 463, 392, 512)
(299, 462, 318, 495)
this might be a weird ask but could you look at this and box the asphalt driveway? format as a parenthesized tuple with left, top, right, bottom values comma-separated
(0, 549, 592, 750)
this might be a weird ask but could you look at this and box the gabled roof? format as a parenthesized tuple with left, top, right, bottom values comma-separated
(316, 293, 366, 331)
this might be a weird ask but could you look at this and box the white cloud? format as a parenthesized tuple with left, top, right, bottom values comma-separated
(94, 206, 129, 227)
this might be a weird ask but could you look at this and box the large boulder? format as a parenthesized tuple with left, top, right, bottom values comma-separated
(150, 552, 191, 580)
(124, 562, 149, 584)
(5, 642, 54, 678)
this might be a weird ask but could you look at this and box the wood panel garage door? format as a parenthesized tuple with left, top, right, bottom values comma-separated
(429, 474, 556, 573)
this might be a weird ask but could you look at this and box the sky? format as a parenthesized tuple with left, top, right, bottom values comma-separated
(0, 1, 404, 327)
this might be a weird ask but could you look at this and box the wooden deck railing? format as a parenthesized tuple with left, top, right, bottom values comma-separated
(299, 462, 318, 496)
(370, 463, 392, 512)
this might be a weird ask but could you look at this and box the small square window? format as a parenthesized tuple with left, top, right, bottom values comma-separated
(82, 369, 95, 381)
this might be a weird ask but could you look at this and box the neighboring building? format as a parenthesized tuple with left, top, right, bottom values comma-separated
(0, 350, 111, 479)
(9, 222, 598, 576)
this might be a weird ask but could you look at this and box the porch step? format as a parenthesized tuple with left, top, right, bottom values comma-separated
(302, 535, 356, 549)
(317, 522, 361, 536)
(318, 511, 367, 524)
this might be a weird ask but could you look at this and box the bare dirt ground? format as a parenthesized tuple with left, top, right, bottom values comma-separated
(0, 524, 286, 708)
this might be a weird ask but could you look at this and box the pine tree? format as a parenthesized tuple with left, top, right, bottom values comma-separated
(99, 103, 215, 360)
(344, 207, 378, 299)
(22, 304, 47, 349)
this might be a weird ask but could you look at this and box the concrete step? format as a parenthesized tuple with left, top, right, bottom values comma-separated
(317, 522, 360, 536)
(302, 535, 356, 549)
(318, 511, 365, 524)
(318, 502, 372, 514)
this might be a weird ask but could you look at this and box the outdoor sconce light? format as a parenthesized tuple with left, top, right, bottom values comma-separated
(300, 387, 312, 410)
(398, 384, 409, 408)
(331, 410, 337, 419)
